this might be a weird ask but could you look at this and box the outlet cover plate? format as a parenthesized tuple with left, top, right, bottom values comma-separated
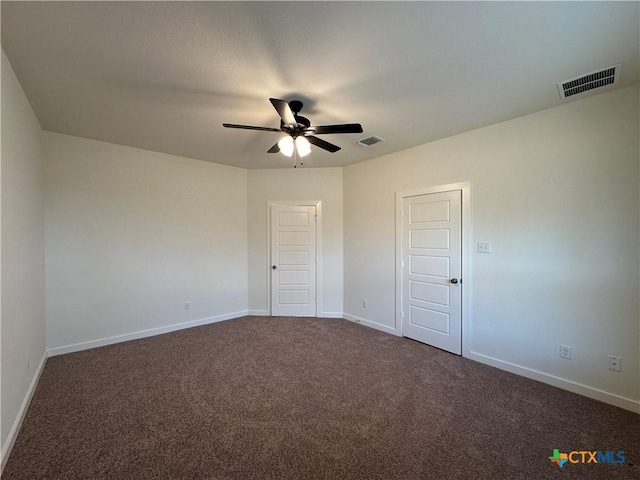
(608, 355, 622, 372)
(478, 241, 492, 253)
(559, 344, 572, 359)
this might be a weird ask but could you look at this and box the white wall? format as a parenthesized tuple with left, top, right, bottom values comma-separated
(1, 50, 46, 464)
(247, 168, 343, 317)
(343, 84, 639, 410)
(44, 133, 248, 351)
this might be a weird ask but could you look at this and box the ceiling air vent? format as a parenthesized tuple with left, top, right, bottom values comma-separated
(355, 135, 385, 147)
(558, 63, 621, 99)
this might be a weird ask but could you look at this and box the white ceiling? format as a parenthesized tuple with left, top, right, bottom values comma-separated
(2, 1, 638, 169)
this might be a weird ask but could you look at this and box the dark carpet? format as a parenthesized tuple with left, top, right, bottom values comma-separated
(2, 316, 638, 479)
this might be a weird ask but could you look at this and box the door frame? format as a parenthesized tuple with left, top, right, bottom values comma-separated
(395, 182, 472, 356)
(267, 201, 322, 317)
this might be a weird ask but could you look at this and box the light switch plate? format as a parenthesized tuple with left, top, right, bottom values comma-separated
(478, 241, 492, 253)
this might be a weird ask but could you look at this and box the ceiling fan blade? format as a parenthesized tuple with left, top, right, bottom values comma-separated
(309, 123, 363, 135)
(267, 142, 280, 153)
(223, 123, 281, 132)
(307, 135, 341, 153)
(269, 98, 296, 128)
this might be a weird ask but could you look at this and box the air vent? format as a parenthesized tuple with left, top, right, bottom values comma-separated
(355, 135, 385, 147)
(558, 64, 621, 99)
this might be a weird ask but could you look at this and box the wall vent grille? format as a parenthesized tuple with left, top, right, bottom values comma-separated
(558, 64, 621, 99)
(355, 136, 385, 147)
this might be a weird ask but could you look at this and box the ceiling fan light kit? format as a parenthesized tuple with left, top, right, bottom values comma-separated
(295, 136, 311, 157)
(223, 98, 363, 166)
(277, 136, 295, 157)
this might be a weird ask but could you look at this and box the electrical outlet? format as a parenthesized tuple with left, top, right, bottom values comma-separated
(362, 299, 368, 308)
(608, 355, 622, 372)
(559, 344, 572, 360)
(478, 241, 492, 253)
(184, 301, 191, 311)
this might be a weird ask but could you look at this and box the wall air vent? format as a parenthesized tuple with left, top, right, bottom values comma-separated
(355, 136, 385, 147)
(558, 63, 621, 99)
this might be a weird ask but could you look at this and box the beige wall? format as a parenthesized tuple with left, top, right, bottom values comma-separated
(247, 168, 343, 316)
(343, 84, 640, 408)
(1, 51, 46, 461)
(44, 133, 248, 351)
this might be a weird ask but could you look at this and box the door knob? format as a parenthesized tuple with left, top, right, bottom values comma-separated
(450, 278, 459, 284)
(272, 265, 277, 270)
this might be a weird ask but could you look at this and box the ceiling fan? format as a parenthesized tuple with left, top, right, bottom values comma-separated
(223, 98, 363, 158)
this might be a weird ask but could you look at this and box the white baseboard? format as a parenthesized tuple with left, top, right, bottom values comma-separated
(248, 310, 344, 319)
(467, 350, 640, 413)
(47, 310, 249, 357)
(1, 351, 48, 474)
(343, 313, 398, 336)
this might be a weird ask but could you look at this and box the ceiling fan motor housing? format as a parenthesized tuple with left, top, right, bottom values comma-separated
(295, 115, 311, 130)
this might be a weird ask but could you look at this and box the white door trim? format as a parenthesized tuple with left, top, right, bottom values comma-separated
(395, 182, 472, 356)
(267, 201, 322, 316)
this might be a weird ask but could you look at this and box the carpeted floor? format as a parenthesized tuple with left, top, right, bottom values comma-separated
(2, 316, 638, 479)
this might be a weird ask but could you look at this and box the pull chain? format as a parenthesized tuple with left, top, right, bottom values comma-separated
(293, 145, 303, 168)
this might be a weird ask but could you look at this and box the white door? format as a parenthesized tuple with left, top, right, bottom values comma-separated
(401, 190, 462, 354)
(271, 205, 317, 317)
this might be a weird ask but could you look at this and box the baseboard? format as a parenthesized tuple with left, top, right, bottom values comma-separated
(1, 351, 48, 474)
(248, 310, 344, 319)
(467, 350, 640, 413)
(343, 313, 398, 336)
(47, 310, 249, 357)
